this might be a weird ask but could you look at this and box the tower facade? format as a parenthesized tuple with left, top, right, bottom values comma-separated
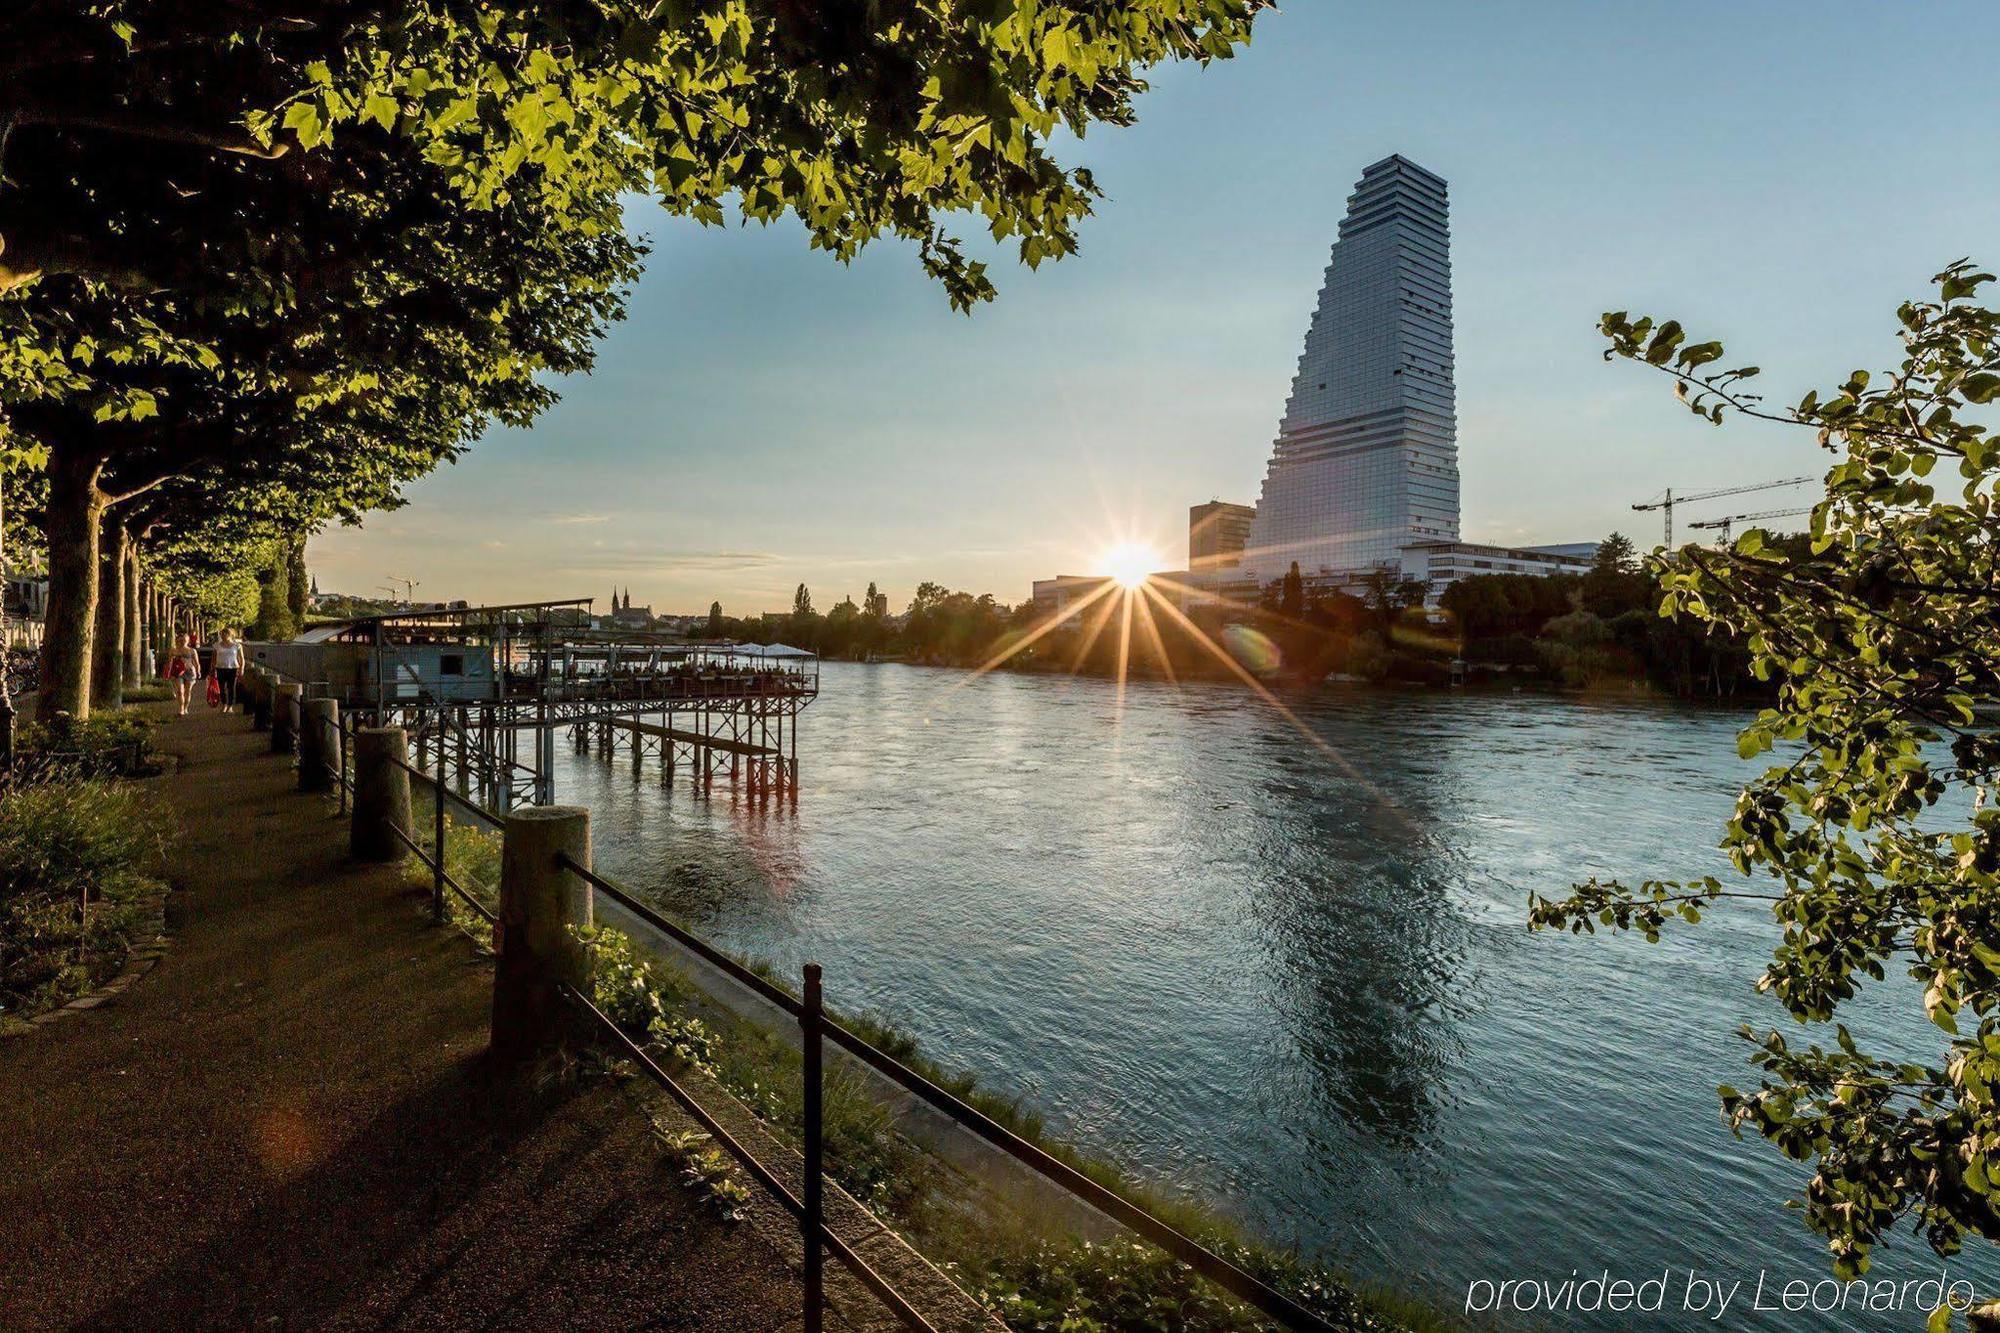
(1240, 155, 1459, 584)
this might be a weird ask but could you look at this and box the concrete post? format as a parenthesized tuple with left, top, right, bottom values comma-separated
(492, 806, 593, 1061)
(271, 682, 302, 754)
(299, 698, 337, 793)
(248, 668, 273, 731)
(351, 727, 412, 862)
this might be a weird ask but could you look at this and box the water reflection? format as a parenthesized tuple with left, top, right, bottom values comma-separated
(1238, 707, 1483, 1156)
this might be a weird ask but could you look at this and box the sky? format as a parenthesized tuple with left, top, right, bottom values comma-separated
(309, 0, 2000, 616)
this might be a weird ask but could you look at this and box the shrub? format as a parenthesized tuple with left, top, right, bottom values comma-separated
(575, 923, 717, 1072)
(400, 789, 503, 945)
(17, 711, 158, 779)
(972, 1236, 1403, 1332)
(0, 779, 164, 1017)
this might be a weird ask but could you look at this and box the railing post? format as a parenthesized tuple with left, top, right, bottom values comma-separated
(492, 806, 593, 1062)
(250, 668, 274, 732)
(299, 698, 337, 793)
(336, 713, 349, 815)
(271, 682, 302, 755)
(432, 765, 446, 926)
(238, 666, 260, 725)
(802, 962, 824, 1333)
(351, 727, 412, 862)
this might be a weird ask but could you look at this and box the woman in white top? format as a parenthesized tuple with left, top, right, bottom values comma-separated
(167, 631, 202, 716)
(212, 628, 244, 712)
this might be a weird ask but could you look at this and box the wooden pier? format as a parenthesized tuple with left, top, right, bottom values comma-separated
(254, 599, 817, 806)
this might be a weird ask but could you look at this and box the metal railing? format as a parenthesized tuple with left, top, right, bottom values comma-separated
(388, 753, 501, 929)
(556, 854, 1338, 1333)
(294, 703, 1336, 1333)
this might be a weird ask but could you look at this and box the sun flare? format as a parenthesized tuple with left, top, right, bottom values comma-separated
(1097, 541, 1159, 589)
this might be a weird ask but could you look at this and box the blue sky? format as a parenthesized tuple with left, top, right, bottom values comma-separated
(310, 0, 2000, 615)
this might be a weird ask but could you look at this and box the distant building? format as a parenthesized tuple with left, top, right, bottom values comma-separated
(1403, 539, 1594, 596)
(4, 568, 46, 649)
(602, 586, 654, 629)
(611, 604, 654, 628)
(1240, 155, 1460, 586)
(1189, 501, 1256, 573)
(1030, 572, 1201, 625)
(1031, 575, 1109, 625)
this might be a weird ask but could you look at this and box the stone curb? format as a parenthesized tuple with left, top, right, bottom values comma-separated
(0, 879, 173, 1039)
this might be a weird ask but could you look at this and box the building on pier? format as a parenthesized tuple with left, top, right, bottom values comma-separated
(249, 599, 818, 807)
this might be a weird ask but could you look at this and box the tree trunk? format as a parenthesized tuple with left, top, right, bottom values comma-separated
(92, 517, 127, 711)
(123, 546, 143, 690)
(37, 450, 108, 721)
(155, 589, 172, 666)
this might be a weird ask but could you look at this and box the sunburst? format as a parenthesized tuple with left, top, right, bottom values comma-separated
(946, 547, 1419, 834)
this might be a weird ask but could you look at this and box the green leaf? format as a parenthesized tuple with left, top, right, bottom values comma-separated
(361, 90, 400, 131)
(282, 100, 326, 149)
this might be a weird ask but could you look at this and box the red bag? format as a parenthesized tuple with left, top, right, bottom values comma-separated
(206, 675, 222, 708)
(167, 654, 188, 680)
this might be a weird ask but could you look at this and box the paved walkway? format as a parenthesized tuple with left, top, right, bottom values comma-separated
(0, 707, 807, 1330)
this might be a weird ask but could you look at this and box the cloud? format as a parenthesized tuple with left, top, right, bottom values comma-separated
(551, 549, 783, 576)
(545, 512, 614, 526)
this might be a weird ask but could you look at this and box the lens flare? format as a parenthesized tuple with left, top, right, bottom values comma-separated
(1222, 624, 1283, 675)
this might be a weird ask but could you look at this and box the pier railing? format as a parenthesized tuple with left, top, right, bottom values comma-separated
(282, 688, 1335, 1333)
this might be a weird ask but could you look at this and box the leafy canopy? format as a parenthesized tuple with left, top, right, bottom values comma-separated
(1531, 262, 2000, 1302)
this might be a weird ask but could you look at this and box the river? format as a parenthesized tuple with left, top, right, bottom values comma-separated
(547, 661, 1988, 1328)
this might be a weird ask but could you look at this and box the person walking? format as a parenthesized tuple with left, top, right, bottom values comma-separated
(166, 631, 202, 716)
(211, 628, 243, 712)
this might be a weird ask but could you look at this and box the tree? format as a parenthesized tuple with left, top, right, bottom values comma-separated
(707, 601, 724, 639)
(1281, 561, 1304, 618)
(247, 542, 295, 642)
(1592, 531, 1638, 576)
(1582, 531, 1648, 619)
(793, 583, 814, 618)
(284, 541, 307, 628)
(8, 161, 641, 716)
(4, 2, 1267, 717)
(1531, 263, 2000, 1298)
(1361, 568, 1409, 631)
(1391, 577, 1430, 613)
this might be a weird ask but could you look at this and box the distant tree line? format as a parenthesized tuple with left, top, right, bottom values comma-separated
(702, 580, 1035, 669)
(705, 537, 1780, 698)
(1440, 530, 1784, 696)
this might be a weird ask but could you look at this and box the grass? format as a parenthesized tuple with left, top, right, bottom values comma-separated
(400, 786, 502, 948)
(574, 924, 1456, 1332)
(0, 776, 167, 1020)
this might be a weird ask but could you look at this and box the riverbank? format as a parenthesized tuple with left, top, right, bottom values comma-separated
(0, 709, 808, 1329)
(414, 794, 1452, 1331)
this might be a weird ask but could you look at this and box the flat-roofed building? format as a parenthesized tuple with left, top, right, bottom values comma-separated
(1189, 501, 1256, 572)
(1401, 539, 1594, 597)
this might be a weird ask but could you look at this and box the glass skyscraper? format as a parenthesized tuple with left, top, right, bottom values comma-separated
(1240, 155, 1460, 584)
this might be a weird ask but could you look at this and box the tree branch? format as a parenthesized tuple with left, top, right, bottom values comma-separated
(12, 107, 289, 161)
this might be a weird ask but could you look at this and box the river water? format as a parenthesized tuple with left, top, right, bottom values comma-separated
(548, 662, 1988, 1328)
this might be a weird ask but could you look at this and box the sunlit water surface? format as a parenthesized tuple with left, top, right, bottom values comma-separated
(548, 662, 1992, 1328)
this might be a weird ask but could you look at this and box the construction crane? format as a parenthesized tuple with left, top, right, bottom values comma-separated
(1632, 476, 1814, 546)
(1686, 506, 1813, 542)
(385, 574, 420, 605)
